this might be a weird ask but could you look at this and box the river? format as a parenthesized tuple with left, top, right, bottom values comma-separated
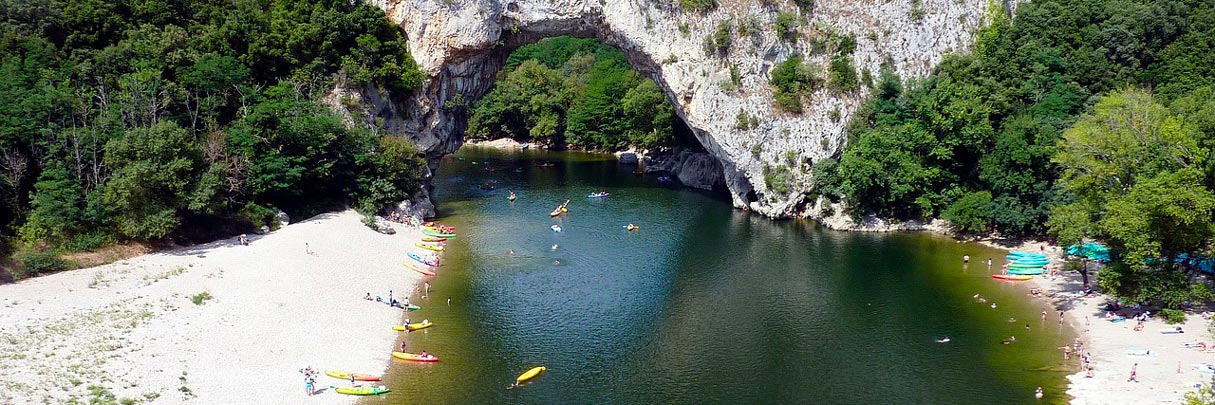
(375, 147, 1074, 404)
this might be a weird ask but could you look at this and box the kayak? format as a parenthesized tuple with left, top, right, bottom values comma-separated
(408, 252, 439, 267)
(421, 237, 447, 242)
(393, 320, 434, 331)
(1007, 269, 1044, 275)
(335, 385, 390, 396)
(1008, 251, 1046, 257)
(588, 193, 610, 198)
(549, 208, 562, 217)
(992, 274, 1033, 281)
(423, 226, 456, 234)
(1009, 263, 1047, 268)
(415, 242, 444, 252)
(422, 229, 456, 238)
(403, 261, 437, 277)
(516, 366, 546, 383)
(392, 351, 439, 362)
(325, 370, 381, 381)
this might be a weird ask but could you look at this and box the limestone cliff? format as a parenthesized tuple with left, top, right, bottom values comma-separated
(342, 0, 1010, 218)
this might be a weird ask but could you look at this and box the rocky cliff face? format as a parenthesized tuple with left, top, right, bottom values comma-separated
(345, 0, 1011, 218)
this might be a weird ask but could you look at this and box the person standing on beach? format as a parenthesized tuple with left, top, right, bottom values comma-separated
(1128, 363, 1138, 382)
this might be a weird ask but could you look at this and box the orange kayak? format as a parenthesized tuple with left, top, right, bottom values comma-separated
(403, 262, 437, 276)
(392, 351, 439, 362)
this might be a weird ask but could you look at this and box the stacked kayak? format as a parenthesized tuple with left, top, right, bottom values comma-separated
(1006, 252, 1049, 275)
(325, 370, 381, 381)
(392, 351, 439, 362)
(335, 385, 390, 396)
(421, 237, 447, 242)
(992, 274, 1033, 281)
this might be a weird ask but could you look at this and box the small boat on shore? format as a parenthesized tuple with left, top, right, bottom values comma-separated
(403, 261, 437, 276)
(423, 229, 456, 238)
(408, 252, 439, 267)
(421, 237, 447, 242)
(325, 370, 382, 381)
(992, 274, 1033, 281)
(392, 351, 439, 362)
(393, 320, 434, 331)
(335, 385, 390, 396)
(415, 242, 444, 252)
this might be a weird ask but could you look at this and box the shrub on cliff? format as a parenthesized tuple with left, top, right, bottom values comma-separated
(769, 55, 823, 113)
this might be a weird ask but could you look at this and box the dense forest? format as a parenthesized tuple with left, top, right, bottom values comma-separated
(0, 0, 427, 278)
(466, 37, 688, 151)
(817, 0, 1215, 308)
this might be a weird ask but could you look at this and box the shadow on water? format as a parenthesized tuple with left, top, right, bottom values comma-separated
(370, 147, 1075, 405)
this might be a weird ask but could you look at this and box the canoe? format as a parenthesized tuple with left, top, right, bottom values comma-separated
(392, 351, 439, 362)
(1007, 269, 1044, 275)
(415, 242, 444, 252)
(421, 237, 447, 242)
(422, 229, 456, 238)
(408, 252, 439, 267)
(393, 320, 434, 331)
(588, 193, 609, 198)
(516, 366, 546, 383)
(992, 274, 1033, 281)
(423, 226, 456, 234)
(334, 385, 390, 396)
(403, 262, 437, 277)
(325, 370, 381, 381)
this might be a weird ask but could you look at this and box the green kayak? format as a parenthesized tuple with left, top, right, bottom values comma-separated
(335, 385, 390, 396)
(422, 229, 456, 238)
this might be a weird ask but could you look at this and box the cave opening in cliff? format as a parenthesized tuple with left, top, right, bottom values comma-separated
(463, 35, 704, 154)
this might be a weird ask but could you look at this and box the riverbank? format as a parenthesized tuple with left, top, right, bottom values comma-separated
(0, 210, 423, 404)
(973, 239, 1213, 404)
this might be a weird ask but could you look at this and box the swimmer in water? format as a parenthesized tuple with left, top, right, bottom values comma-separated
(991, 303, 997, 309)
(551, 244, 559, 250)
(936, 337, 951, 343)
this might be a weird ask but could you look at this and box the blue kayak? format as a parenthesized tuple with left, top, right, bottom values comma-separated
(1007, 268, 1044, 275)
(408, 252, 438, 267)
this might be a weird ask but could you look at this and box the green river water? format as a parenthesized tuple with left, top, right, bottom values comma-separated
(371, 147, 1075, 404)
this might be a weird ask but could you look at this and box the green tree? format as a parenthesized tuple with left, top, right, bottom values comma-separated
(101, 122, 206, 239)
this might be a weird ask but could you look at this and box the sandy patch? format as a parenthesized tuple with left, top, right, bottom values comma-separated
(977, 239, 1214, 404)
(0, 210, 427, 404)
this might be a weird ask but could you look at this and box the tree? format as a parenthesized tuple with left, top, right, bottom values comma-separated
(101, 122, 206, 239)
(1098, 168, 1215, 269)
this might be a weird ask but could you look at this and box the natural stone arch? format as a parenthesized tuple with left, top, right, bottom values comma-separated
(338, 0, 1009, 218)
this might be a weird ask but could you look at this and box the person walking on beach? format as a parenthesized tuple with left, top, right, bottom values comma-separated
(1128, 363, 1139, 382)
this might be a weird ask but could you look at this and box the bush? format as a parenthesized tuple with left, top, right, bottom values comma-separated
(763, 164, 795, 195)
(827, 55, 859, 92)
(769, 55, 822, 113)
(190, 291, 213, 305)
(1162, 308, 1187, 324)
(775, 11, 798, 42)
(680, 0, 716, 13)
(20, 250, 66, 277)
(704, 20, 732, 56)
(66, 230, 116, 253)
(942, 191, 993, 233)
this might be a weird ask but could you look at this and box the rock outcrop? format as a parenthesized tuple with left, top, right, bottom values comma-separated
(345, 0, 1011, 218)
(645, 148, 726, 191)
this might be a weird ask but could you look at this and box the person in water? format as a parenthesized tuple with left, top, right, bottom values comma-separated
(963, 255, 970, 263)
(936, 337, 951, 343)
(1035, 387, 1043, 399)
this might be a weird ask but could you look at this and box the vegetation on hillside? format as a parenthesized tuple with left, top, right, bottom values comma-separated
(0, 0, 428, 278)
(818, 0, 1215, 309)
(466, 36, 684, 151)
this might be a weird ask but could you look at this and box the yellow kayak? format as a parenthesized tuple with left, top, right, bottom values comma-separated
(415, 242, 444, 252)
(402, 261, 437, 276)
(392, 320, 434, 331)
(334, 385, 390, 395)
(517, 366, 546, 383)
(324, 370, 381, 381)
(392, 351, 439, 362)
